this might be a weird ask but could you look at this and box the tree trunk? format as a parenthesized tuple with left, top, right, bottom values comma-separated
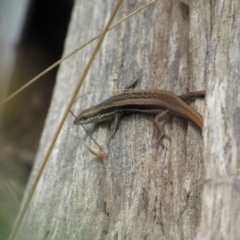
(15, 0, 240, 239)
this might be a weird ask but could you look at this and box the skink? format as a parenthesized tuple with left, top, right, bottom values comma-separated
(74, 89, 205, 142)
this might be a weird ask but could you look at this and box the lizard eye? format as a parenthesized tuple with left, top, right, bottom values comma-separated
(81, 116, 88, 121)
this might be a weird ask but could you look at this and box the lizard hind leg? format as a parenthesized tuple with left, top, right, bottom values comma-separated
(153, 110, 171, 149)
(124, 72, 142, 91)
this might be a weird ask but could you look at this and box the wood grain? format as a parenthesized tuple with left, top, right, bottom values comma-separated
(14, 0, 231, 239)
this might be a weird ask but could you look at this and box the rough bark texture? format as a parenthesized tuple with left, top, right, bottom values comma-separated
(195, 0, 240, 239)
(15, 0, 240, 239)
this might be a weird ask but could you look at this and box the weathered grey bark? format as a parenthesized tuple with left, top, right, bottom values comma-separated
(195, 0, 240, 239)
(15, 0, 240, 239)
